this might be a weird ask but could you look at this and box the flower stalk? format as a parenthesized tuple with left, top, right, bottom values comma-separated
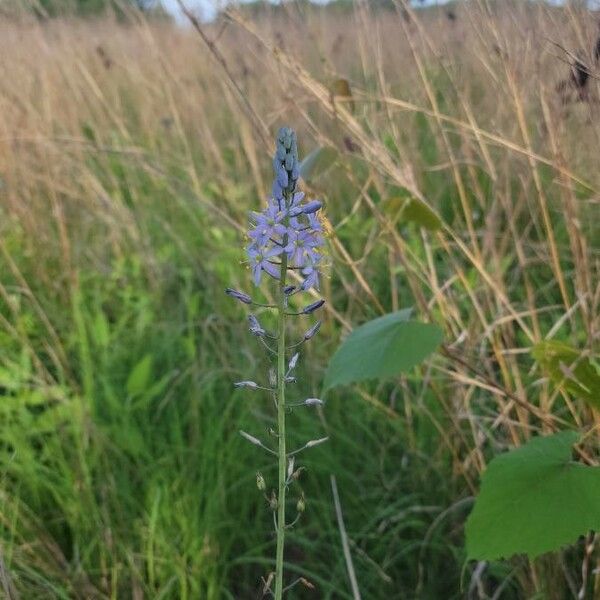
(227, 127, 327, 597)
(274, 241, 288, 600)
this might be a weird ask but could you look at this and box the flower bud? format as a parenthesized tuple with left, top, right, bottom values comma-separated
(276, 166, 288, 188)
(302, 200, 322, 214)
(303, 321, 321, 341)
(225, 288, 252, 305)
(289, 200, 322, 218)
(256, 472, 266, 491)
(296, 494, 305, 513)
(301, 299, 325, 314)
(248, 314, 266, 337)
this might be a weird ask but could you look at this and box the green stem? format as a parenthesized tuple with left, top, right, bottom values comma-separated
(274, 249, 288, 599)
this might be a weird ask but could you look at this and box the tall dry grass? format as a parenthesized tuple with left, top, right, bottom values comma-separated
(0, 1, 599, 597)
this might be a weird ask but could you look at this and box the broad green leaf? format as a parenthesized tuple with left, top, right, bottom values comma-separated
(331, 78, 355, 112)
(532, 341, 600, 410)
(383, 196, 442, 231)
(323, 309, 443, 390)
(466, 431, 600, 560)
(299, 146, 338, 182)
(126, 354, 154, 396)
(402, 199, 443, 231)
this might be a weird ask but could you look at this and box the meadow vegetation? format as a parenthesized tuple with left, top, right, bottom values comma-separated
(0, 1, 599, 598)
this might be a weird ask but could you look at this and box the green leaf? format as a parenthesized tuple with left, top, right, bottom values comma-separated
(299, 146, 338, 182)
(532, 341, 600, 410)
(383, 196, 442, 231)
(323, 309, 443, 390)
(466, 431, 600, 560)
(126, 354, 154, 396)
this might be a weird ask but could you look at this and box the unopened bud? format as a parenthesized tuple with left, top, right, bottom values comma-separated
(289, 200, 322, 218)
(256, 472, 266, 491)
(248, 314, 266, 337)
(287, 457, 295, 479)
(296, 494, 305, 513)
(302, 299, 325, 314)
(225, 288, 252, 305)
(304, 321, 321, 341)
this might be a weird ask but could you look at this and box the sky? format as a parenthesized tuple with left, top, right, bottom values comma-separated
(160, 0, 447, 22)
(160, 0, 597, 22)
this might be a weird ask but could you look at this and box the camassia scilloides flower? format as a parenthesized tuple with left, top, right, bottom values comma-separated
(226, 127, 328, 599)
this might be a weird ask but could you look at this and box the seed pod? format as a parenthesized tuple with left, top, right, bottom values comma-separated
(288, 352, 300, 371)
(239, 430, 262, 446)
(306, 437, 329, 449)
(300, 578, 315, 590)
(269, 491, 278, 511)
(256, 472, 266, 491)
(269, 368, 277, 387)
(234, 381, 258, 389)
(304, 398, 324, 407)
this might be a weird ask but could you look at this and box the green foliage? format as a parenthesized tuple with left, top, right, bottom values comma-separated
(383, 195, 443, 231)
(324, 309, 443, 390)
(466, 432, 600, 560)
(126, 353, 154, 396)
(532, 341, 600, 410)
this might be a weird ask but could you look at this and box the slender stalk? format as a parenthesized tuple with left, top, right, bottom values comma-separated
(274, 231, 289, 600)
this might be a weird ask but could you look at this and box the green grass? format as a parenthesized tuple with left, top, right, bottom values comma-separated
(0, 245, 467, 598)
